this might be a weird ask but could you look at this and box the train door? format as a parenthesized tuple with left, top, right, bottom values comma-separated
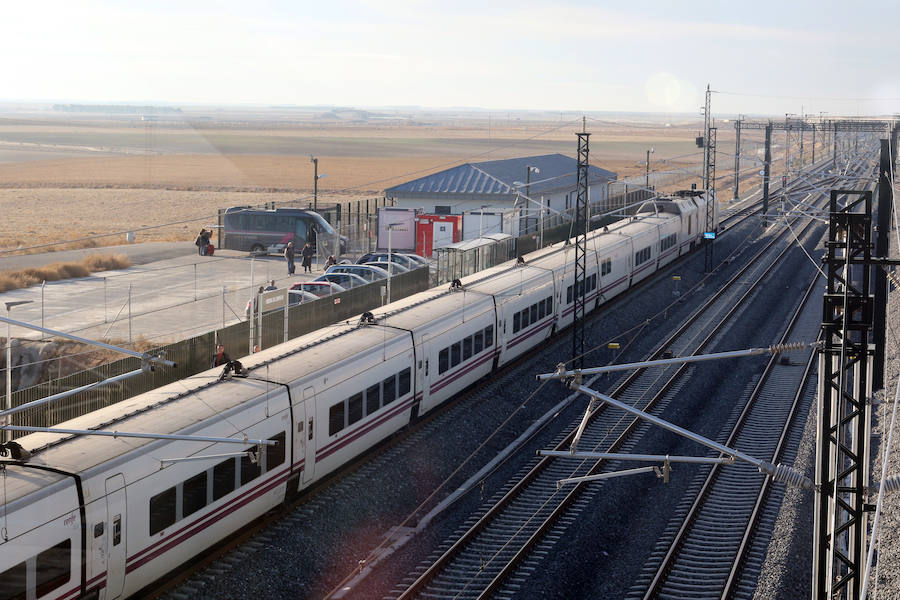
(415, 336, 433, 415)
(301, 387, 316, 485)
(104, 474, 127, 600)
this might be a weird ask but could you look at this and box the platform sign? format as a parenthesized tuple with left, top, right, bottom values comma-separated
(703, 231, 716, 240)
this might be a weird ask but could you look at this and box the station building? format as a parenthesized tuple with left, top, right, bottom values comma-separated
(383, 154, 617, 237)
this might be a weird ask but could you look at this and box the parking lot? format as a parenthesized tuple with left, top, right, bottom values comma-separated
(0, 245, 330, 346)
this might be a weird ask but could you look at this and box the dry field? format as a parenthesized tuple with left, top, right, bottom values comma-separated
(0, 109, 767, 253)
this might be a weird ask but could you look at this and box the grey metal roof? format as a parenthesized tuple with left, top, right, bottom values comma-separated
(385, 154, 617, 197)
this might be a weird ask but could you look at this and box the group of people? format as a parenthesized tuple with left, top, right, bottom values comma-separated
(284, 240, 316, 274)
(195, 229, 214, 256)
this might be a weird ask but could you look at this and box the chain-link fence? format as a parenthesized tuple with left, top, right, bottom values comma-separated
(5, 267, 430, 438)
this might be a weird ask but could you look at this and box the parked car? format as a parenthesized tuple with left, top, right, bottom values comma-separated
(367, 260, 409, 274)
(290, 281, 346, 297)
(325, 264, 389, 282)
(398, 253, 428, 266)
(245, 289, 319, 320)
(357, 252, 420, 270)
(314, 272, 368, 289)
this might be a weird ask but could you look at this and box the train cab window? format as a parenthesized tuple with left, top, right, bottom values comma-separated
(383, 374, 396, 405)
(484, 325, 493, 347)
(348, 392, 363, 426)
(266, 432, 286, 469)
(513, 312, 521, 333)
(329, 403, 345, 436)
(213, 458, 237, 501)
(0, 560, 26, 600)
(366, 384, 381, 415)
(438, 348, 449, 374)
(35, 539, 71, 598)
(450, 342, 461, 367)
(240, 446, 261, 485)
(150, 487, 177, 535)
(530, 304, 538, 323)
(399, 368, 411, 396)
(474, 331, 484, 354)
(182, 472, 207, 519)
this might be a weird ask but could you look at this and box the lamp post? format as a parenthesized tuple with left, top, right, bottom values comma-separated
(479, 204, 488, 238)
(645, 147, 654, 188)
(5, 300, 33, 442)
(526, 166, 540, 233)
(310, 156, 327, 212)
(385, 222, 406, 304)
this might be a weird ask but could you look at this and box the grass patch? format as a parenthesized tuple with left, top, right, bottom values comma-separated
(0, 253, 131, 292)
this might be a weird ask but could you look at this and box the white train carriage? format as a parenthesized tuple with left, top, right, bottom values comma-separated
(367, 289, 496, 416)
(244, 322, 418, 482)
(1, 366, 295, 600)
(0, 467, 83, 600)
(461, 263, 557, 367)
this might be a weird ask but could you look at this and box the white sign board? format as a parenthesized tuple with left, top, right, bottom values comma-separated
(377, 207, 417, 251)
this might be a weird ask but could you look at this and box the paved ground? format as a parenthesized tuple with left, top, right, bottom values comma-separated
(0, 243, 328, 346)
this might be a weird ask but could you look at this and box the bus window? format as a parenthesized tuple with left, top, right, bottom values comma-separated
(294, 219, 308, 241)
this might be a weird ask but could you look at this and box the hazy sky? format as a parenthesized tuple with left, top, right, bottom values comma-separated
(3, 0, 898, 117)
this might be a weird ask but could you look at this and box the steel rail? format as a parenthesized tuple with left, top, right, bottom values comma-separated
(395, 164, 835, 600)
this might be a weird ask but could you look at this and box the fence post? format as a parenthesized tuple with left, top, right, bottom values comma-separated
(128, 284, 132, 344)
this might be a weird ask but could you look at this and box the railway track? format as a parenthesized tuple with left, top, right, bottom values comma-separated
(630, 171, 877, 599)
(388, 157, 872, 600)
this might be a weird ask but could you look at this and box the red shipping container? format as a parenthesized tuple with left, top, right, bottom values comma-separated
(415, 214, 462, 257)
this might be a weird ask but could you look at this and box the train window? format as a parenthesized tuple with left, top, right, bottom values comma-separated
(383, 375, 396, 405)
(601, 258, 611, 276)
(399, 368, 411, 396)
(329, 403, 345, 436)
(520, 308, 528, 329)
(240, 446, 261, 485)
(530, 304, 538, 323)
(348, 392, 363, 425)
(635, 246, 651, 265)
(366, 384, 381, 415)
(266, 432, 286, 469)
(35, 539, 71, 598)
(566, 285, 573, 304)
(438, 348, 449, 374)
(0, 560, 26, 600)
(484, 325, 493, 347)
(538, 300, 545, 319)
(474, 330, 484, 354)
(213, 458, 237, 501)
(463, 336, 472, 360)
(150, 487, 177, 535)
(513, 312, 521, 333)
(450, 342, 461, 367)
(590, 274, 597, 291)
(546, 297, 553, 313)
(183, 472, 207, 518)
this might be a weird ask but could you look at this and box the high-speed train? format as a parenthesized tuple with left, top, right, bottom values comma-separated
(0, 192, 716, 600)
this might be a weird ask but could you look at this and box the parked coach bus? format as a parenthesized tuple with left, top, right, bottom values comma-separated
(222, 207, 346, 254)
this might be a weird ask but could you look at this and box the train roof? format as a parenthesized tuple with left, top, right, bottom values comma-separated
(10, 321, 411, 480)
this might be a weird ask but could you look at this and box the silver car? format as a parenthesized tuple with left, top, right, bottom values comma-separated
(325, 264, 389, 282)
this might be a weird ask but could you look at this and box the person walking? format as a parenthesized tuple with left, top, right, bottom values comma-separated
(301, 242, 314, 273)
(284, 241, 295, 275)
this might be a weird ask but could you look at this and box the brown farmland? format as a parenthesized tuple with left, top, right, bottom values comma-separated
(0, 109, 774, 254)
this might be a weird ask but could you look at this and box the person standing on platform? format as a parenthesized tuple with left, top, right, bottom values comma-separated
(212, 344, 231, 367)
(301, 242, 314, 273)
(284, 241, 295, 275)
